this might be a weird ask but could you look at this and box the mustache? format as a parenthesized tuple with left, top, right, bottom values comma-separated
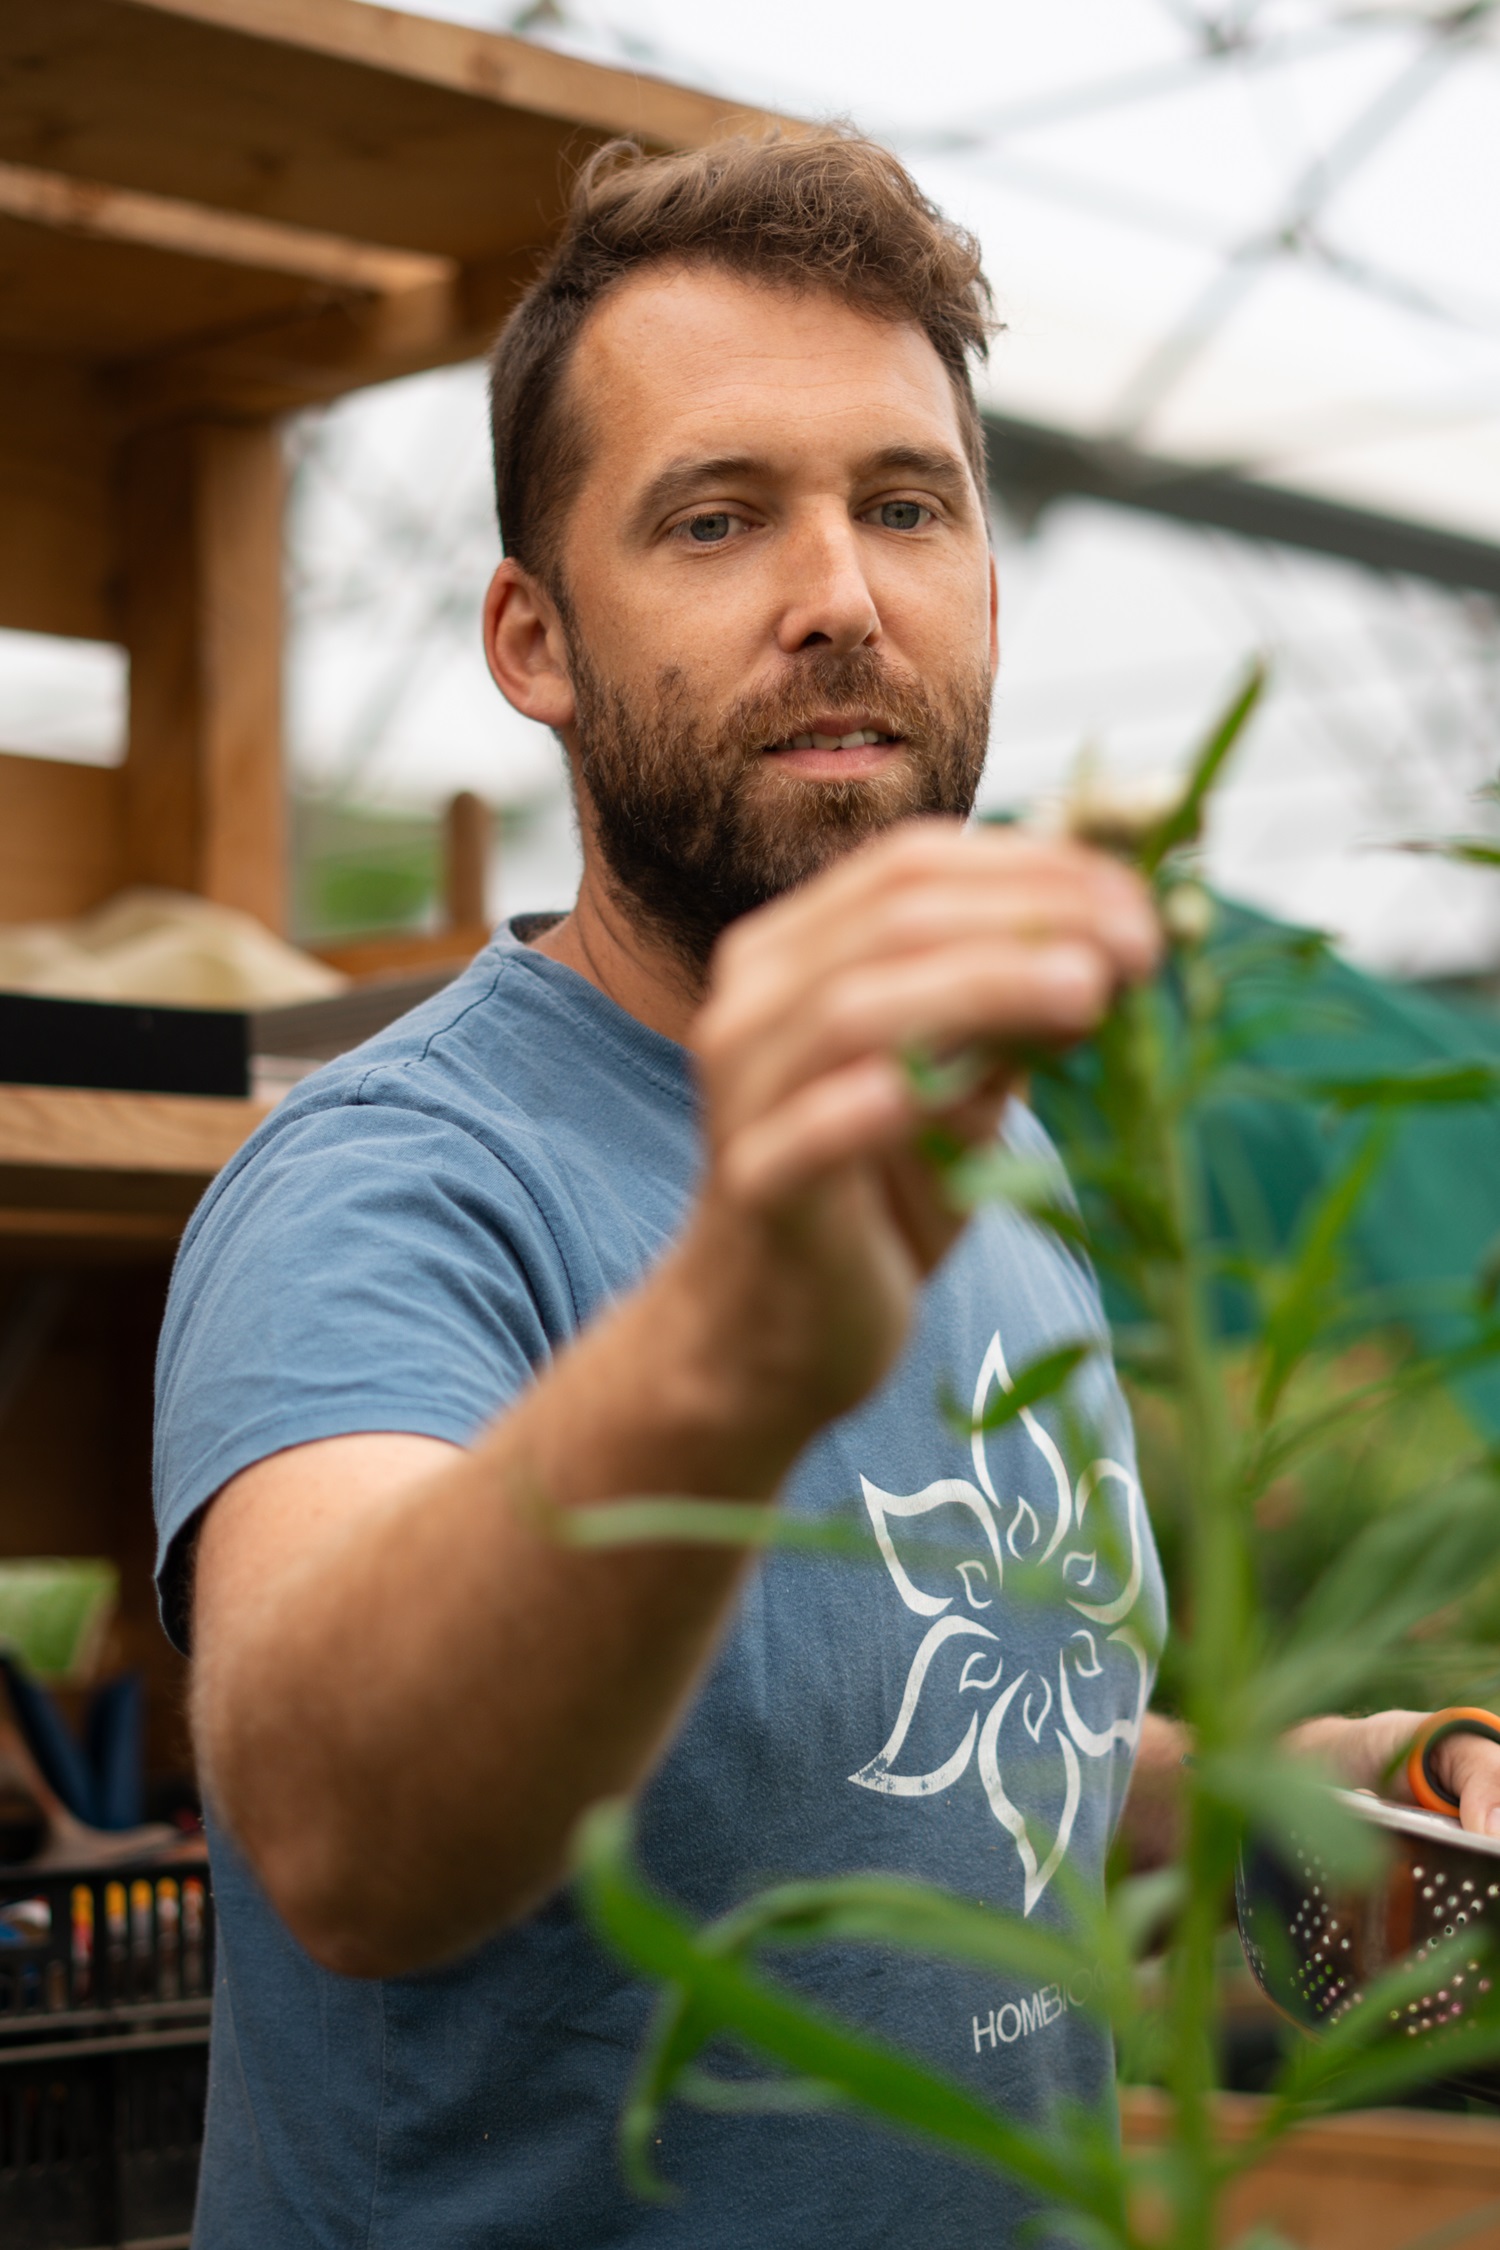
(687, 650, 945, 757)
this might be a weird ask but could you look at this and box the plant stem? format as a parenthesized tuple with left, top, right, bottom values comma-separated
(1121, 979, 1245, 2250)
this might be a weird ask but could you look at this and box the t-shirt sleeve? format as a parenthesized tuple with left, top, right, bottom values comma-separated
(153, 1095, 575, 1653)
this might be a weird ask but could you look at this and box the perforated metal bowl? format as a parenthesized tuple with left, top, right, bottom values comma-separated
(1236, 1790, 1500, 2071)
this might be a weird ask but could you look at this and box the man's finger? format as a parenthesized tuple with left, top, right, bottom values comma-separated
(702, 938, 1118, 1137)
(717, 1054, 917, 1204)
(710, 822, 1160, 1030)
(1437, 1734, 1500, 1839)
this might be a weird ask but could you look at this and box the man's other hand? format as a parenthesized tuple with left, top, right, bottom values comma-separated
(1290, 1711, 1500, 1838)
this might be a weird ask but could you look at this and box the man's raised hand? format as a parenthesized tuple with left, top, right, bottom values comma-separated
(670, 822, 1161, 1445)
(694, 819, 1160, 1213)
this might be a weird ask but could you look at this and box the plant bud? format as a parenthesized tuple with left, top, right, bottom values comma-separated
(1034, 770, 1189, 857)
(1162, 881, 1214, 947)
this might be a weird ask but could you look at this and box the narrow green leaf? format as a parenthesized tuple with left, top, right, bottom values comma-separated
(1196, 1752, 1386, 1885)
(1107, 1867, 1186, 1961)
(902, 1042, 990, 1111)
(940, 1149, 1091, 1247)
(1402, 838, 1500, 869)
(1255, 1120, 1394, 1422)
(1287, 2006, 1500, 2117)
(1299, 1061, 1500, 1112)
(560, 1497, 870, 1560)
(702, 1873, 1104, 1999)
(939, 1339, 1095, 1440)
(572, 1803, 1118, 2219)
(1138, 661, 1267, 875)
(619, 1987, 712, 2200)
(677, 2065, 849, 2115)
(1272, 1927, 1498, 2110)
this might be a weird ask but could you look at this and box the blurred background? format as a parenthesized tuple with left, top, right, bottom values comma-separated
(3, 0, 1498, 982)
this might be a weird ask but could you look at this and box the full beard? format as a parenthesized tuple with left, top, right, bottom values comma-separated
(568, 643, 993, 977)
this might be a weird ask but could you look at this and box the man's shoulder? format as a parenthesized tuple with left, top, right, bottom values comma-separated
(228, 932, 693, 1190)
(172, 932, 700, 1313)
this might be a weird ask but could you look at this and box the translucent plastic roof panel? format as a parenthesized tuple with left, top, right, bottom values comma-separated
(267, 0, 1500, 977)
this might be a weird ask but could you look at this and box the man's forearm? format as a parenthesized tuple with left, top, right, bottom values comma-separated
(193, 1216, 825, 1979)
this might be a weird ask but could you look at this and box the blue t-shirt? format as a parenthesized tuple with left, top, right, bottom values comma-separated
(155, 930, 1165, 2250)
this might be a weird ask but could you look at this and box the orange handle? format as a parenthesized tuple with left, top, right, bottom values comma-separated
(1405, 1706, 1500, 1815)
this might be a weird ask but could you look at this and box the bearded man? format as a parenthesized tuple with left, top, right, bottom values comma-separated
(156, 133, 1500, 2248)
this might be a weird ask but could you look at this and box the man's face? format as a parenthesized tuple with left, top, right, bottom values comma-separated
(550, 262, 998, 968)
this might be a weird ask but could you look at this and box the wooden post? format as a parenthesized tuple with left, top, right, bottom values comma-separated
(443, 790, 492, 932)
(118, 418, 287, 932)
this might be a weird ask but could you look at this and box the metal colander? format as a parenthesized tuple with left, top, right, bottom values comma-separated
(1236, 1790, 1500, 2079)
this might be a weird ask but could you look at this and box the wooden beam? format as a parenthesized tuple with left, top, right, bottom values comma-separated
(132, 0, 771, 146)
(1, 0, 779, 258)
(120, 418, 287, 930)
(0, 754, 123, 924)
(112, 238, 549, 427)
(0, 158, 453, 294)
(312, 927, 489, 982)
(0, 1209, 185, 1247)
(115, 266, 472, 425)
(0, 351, 118, 641)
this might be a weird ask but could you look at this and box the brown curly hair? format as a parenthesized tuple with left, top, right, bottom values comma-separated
(487, 130, 997, 587)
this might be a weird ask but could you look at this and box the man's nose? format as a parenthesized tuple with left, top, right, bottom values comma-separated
(773, 508, 881, 657)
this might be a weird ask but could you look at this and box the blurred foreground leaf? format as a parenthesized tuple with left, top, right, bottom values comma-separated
(572, 1802, 1123, 2222)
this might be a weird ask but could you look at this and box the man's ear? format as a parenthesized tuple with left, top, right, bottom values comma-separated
(988, 551, 1000, 678)
(484, 560, 577, 732)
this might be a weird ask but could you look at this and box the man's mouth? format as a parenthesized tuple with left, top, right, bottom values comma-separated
(764, 717, 906, 777)
(776, 728, 898, 751)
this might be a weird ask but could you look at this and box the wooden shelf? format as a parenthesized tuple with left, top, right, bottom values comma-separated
(1123, 2089, 1500, 2250)
(0, 1084, 271, 1255)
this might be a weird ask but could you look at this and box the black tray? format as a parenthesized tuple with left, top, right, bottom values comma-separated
(0, 967, 465, 1100)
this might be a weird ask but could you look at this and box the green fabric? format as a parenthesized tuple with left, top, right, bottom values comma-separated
(1032, 901, 1500, 1433)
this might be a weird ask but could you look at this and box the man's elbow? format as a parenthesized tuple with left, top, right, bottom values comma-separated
(219, 1790, 560, 1981)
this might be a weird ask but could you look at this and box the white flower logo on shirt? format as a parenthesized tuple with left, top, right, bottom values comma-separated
(849, 1329, 1151, 1914)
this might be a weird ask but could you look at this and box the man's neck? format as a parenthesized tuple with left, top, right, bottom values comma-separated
(527, 864, 705, 1044)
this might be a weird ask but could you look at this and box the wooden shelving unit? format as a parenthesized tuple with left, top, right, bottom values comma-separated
(0, 1085, 270, 1252)
(0, 0, 773, 1794)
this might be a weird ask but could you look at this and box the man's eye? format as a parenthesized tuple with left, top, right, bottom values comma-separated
(874, 500, 930, 531)
(684, 512, 735, 543)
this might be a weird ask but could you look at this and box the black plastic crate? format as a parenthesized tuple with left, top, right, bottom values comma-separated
(0, 1855, 214, 2249)
(0, 1859, 213, 2029)
(1, 2028, 208, 2249)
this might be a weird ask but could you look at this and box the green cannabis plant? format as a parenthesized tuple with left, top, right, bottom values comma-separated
(566, 664, 1500, 2250)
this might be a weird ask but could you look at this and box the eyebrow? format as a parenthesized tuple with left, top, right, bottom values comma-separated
(629, 455, 761, 537)
(628, 442, 976, 537)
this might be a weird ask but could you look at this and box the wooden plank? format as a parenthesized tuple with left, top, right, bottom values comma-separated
(0, 171, 459, 371)
(0, 209, 350, 367)
(0, 753, 123, 923)
(1122, 2089, 1500, 2250)
(120, 417, 286, 930)
(443, 791, 490, 931)
(0, 1085, 269, 1176)
(312, 926, 490, 982)
(0, 350, 117, 641)
(115, 240, 561, 421)
(0, 158, 452, 293)
(115, 265, 471, 424)
(135, 0, 776, 148)
(0, 0, 780, 264)
(0, 1208, 185, 1245)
